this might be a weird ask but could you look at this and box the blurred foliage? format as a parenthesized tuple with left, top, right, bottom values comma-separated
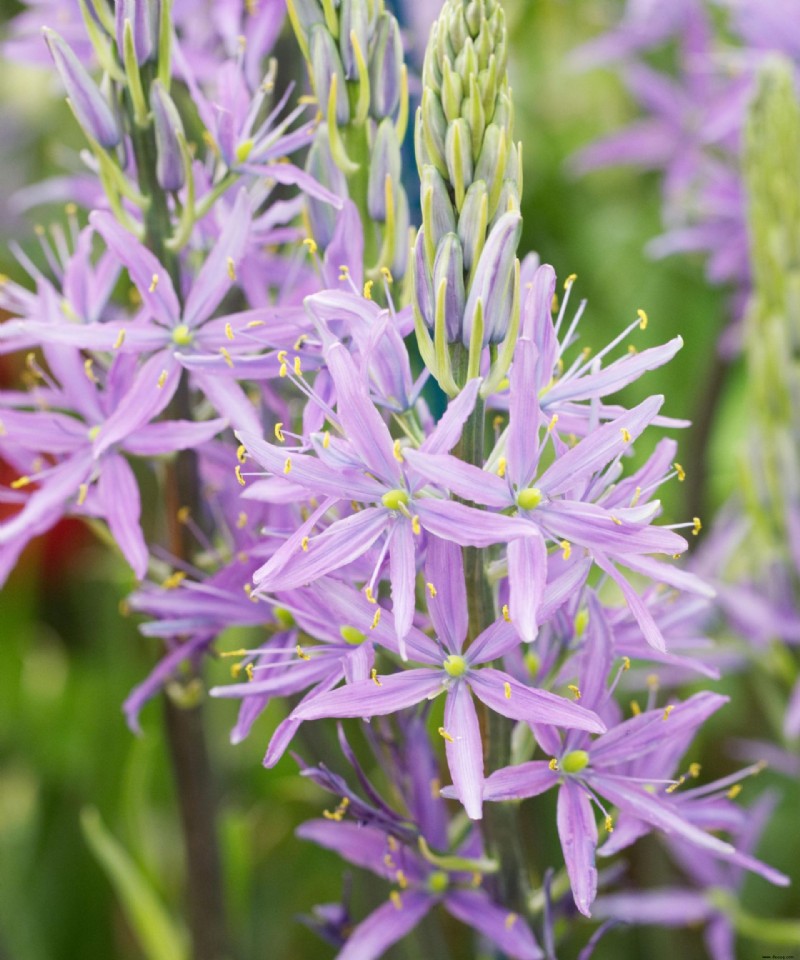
(0, 2, 797, 959)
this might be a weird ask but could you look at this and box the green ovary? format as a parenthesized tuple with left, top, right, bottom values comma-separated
(443, 654, 468, 677)
(427, 870, 449, 894)
(516, 487, 543, 510)
(172, 324, 193, 345)
(381, 489, 409, 510)
(561, 750, 590, 774)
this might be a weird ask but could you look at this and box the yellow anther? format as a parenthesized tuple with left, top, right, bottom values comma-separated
(176, 506, 191, 524)
(162, 570, 186, 589)
(551, 293, 559, 313)
(283, 457, 292, 474)
(296, 644, 311, 661)
(302, 237, 318, 255)
(237, 511, 248, 529)
(231, 662, 243, 679)
(630, 486, 642, 507)
(548, 758, 559, 771)
(429, 778, 440, 800)
(630, 700, 641, 716)
(392, 439, 404, 462)
(426, 582, 437, 598)
(380, 266, 394, 283)
(611, 515, 622, 526)
(560, 540, 571, 560)
(225, 322, 235, 341)
(245, 662, 255, 681)
(390, 891, 403, 911)
(568, 685, 582, 700)
(646, 674, 660, 690)
(505, 913, 518, 930)
(411, 515, 421, 535)
(235, 464, 246, 486)
(11, 476, 32, 489)
(270, 422, 284, 443)
(438, 727, 455, 743)
(365, 586, 377, 604)
(564, 273, 577, 289)
(363, 280, 374, 300)
(662, 704, 675, 721)
(502, 604, 511, 623)
(149, 273, 159, 292)
(226, 257, 236, 281)
(338, 265, 350, 281)
(692, 516, 702, 536)
(396, 870, 408, 889)
(371, 668, 382, 687)
(727, 784, 742, 800)
(628, 344, 638, 355)
(157, 369, 168, 388)
(113, 328, 126, 349)
(371, 608, 381, 630)
(246, 319, 265, 328)
(236, 444, 247, 464)
(220, 347, 234, 368)
(322, 797, 350, 821)
(279, 361, 288, 377)
(503, 681, 512, 700)
(77, 483, 89, 505)
(637, 308, 648, 330)
(689, 762, 701, 778)
(301, 536, 309, 552)
(384, 854, 395, 868)
(471, 872, 482, 888)
(666, 776, 685, 794)
(621, 427, 632, 443)
(387, 836, 399, 851)
(293, 334, 308, 351)
(84, 358, 98, 383)
(548, 414, 559, 432)
(621, 656, 631, 671)
(604, 815, 614, 833)
(294, 356, 302, 376)
(497, 457, 507, 478)
(322, 431, 330, 449)
(674, 462, 686, 482)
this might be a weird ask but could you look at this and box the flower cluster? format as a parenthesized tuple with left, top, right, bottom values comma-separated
(0, 1, 791, 959)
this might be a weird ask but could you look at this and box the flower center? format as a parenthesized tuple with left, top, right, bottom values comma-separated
(561, 750, 590, 774)
(516, 486, 543, 510)
(381, 488, 409, 510)
(427, 870, 449, 894)
(339, 625, 366, 646)
(273, 607, 295, 629)
(443, 654, 468, 677)
(172, 324, 193, 346)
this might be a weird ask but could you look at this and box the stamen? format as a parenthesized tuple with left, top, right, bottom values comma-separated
(300, 537, 309, 551)
(673, 462, 686, 482)
(381, 266, 393, 284)
(426, 582, 437, 598)
(236, 444, 247, 464)
(149, 273, 159, 292)
(568, 684, 581, 700)
(560, 540, 571, 560)
(505, 913, 518, 930)
(604, 815, 614, 833)
(84, 358, 98, 383)
(547, 414, 559, 432)
(620, 427, 632, 443)
(438, 727, 454, 743)
(294, 356, 302, 376)
(77, 483, 89, 505)
(622, 656, 631, 671)
(548, 758, 559, 770)
(236, 512, 248, 529)
(727, 784, 742, 800)
(371, 668, 382, 686)
(113, 329, 126, 349)
(322, 796, 349, 821)
(497, 457, 507, 478)
(226, 257, 236, 281)
(370, 608, 381, 629)
(363, 280, 373, 300)
(162, 571, 186, 589)
(411, 515, 421, 535)
(302, 237, 318, 255)
(630, 700, 641, 716)
(157, 369, 168, 388)
(395, 870, 408, 889)
(322, 431, 330, 448)
(225, 322, 235, 341)
(365, 586, 377, 604)
(662, 704, 675, 721)
(692, 516, 702, 536)
(392, 439, 404, 462)
(10, 476, 32, 489)
(283, 457, 292, 474)
(503, 682, 512, 700)
(235, 465, 246, 486)
(637, 308, 648, 330)
(389, 891, 403, 910)
(245, 663, 255, 681)
(220, 348, 234, 368)
(296, 644, 311, 661)
(502, 604, 511, 622)
(689, 762, 701, 778)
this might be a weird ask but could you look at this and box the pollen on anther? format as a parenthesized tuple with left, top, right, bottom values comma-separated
(365, 586, 377, 604)
(503, 681, 512, 700)
(411, 515, 421, 535)
(662, 704, 675, 721)
(426, 582, 437, 598)
(245, 663, 255, 681)
(674, 462, 686, 482)
(296, 644, 311, 661)
(689, 762, 701, 778)
(622, 656, 631, 671)
(322, 431, 330, 449)
(149, 273, 159, 292)
(293, 356, 302, 376)
(237, 512, 247, 529)
(692, 516, 702, 536)
(392, 439, 404, 462)
(630, 700, 641, 716)
(548, 758, 559, 771)
(236, 444, 247, 463)
(363, 280, 374, 300)
(235, 464, 246, 486)
(390, 891, 403, 911)
(283, 457, 292, 474)
(301, 536, 309, 552)
(371, 609, 381, 630)
(497, 457, 507, 478)
(225, 322, 235, 341)
(621, 427, 632, 443)
(438, 727, 455, 743)
(162, 570, 186, 590)
(302, 237, 318, 255)
(564, 273, 577, 289)
(226, 257, 236, 281)
(157, 369, 168, 388)
(176, 506, 190, 524)
(396, 870, 408, 889)
(548, 414, 559, 432)
(502, 604, 511, 623)
(727, 784, 742, 799)
(338, 265, 350, 281)
(637, 308, 648, 330)
(604, 815, 614, 833)
(505, 913, 518, 930)
(113, 329, 126, 349)
(371, 668, 382, 687)
(84, 358, 98, 383)
(77, 483, 89, 506)
(220, 348, 234, 368)
(560, 540, 571, 560)
(568, 684, 581, 700)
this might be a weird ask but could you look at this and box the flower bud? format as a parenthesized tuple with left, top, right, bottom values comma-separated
(369, 12, 403, 120)
(339, 0, 369, 81)
(433, 233, 466, 341)
(306, 130, 348, 248)
(115, 0, 157, 65)
(368, 119, 402, 221)
(462, 209, 521, 345)
(43, 28, 120, 149)
(458, 181, 489, 274)
(310, 24, 350, 125)
(421, 165, 457, 252)
(413, 228, 435, 329)
(150, 79, 185, 192)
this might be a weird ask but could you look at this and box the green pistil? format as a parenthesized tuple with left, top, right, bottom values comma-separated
(443, 654, 468, 677)
(381, 488, 409, 510)
(172, 323, 193, 345)
(87, 425, 101, 441)
(274, 607, 296, 629)
(427, 870, 449, 894)
(516, 487, 543, 511)
(561, 750, 590, 774)
(340, 625, 367, 646)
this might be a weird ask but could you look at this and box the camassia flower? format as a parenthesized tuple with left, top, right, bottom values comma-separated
(470, 597, 789, 916)
(289, 538, 605, 821)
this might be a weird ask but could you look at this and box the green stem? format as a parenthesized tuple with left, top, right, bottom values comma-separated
(452, 356, 531, 928)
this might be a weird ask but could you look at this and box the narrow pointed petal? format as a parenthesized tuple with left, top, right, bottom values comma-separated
(424, 536, 468, 653)
(481, 761, 558, 802)
(191, 373, 263, 435)
(337, 892, 435, 960)
(404, 450, 509, 507)
(415, 499, 530, 547)
(263, 674, 342, 767)
(97, 454, 148, 579)
(445, 890, 543, 960)
(507, 338, 541, 489)
(296, 820, 409, 882)
(469, 669, 606, 733)
(390, 520, 417, 657)
(420, 378, 481, 455)
(290, 669, 445, 721)
(443, 683, 484, 820)
(508, 531, 547, 643)
(592, 890, 711, 926)
(558, 779, 598, 917)
(124, 418, 226, 456)
(594, 555, 666, 652)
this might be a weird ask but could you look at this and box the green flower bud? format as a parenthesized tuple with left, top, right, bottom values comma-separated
(311, 25, 350, 125)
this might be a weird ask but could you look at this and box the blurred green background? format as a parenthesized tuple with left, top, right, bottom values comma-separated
(0, 2, 797, 959)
